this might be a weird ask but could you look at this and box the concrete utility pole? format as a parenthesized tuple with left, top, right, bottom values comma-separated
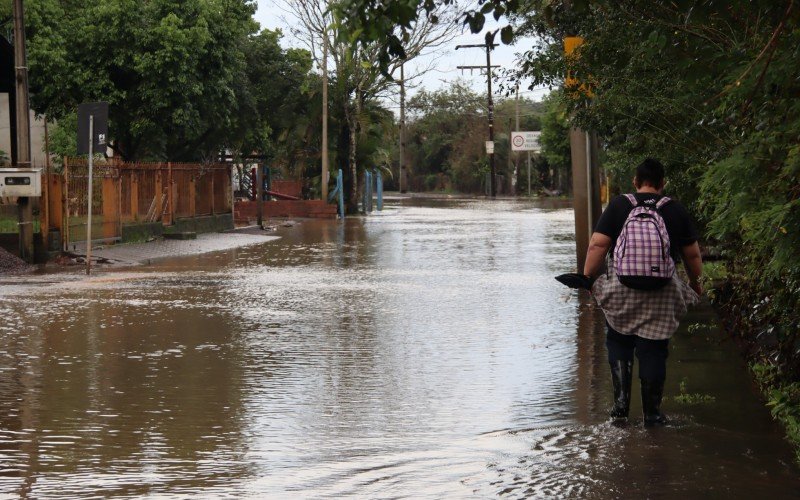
(514, 84, 520, 194)
(12, 0, 34, 262)
(507, 117, 512, 193)
(321, 30, 329, 201)
(564, 35, 602, 271)
(570, 130, 602, 270)
(398, 62, 407, 193)
(456, 41, 499, 198)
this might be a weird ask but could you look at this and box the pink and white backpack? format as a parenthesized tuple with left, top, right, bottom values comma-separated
(613, 194, 675, 290)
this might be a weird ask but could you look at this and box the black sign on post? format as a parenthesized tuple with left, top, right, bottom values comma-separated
(77, 102, 109, 155)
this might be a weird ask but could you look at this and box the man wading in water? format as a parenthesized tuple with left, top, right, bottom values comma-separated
(583, 158, 702, 426)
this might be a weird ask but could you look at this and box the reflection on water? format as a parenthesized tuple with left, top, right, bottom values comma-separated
(0, 199, 797, 498)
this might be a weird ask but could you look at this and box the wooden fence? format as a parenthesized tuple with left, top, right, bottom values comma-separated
(48, 159, 232, 247)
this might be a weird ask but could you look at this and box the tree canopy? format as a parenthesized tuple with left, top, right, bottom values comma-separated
(4, 0, 314, 163)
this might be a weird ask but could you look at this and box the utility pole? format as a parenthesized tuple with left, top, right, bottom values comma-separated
(514, 84, 520, 195)
(456, 41, 499, 198)
(506, 117, 512, 194)
(12, 0, 34, 262)
(564, 36, 601, 271)
(398, 62, 407, 194)
(321, 29, 329, 201)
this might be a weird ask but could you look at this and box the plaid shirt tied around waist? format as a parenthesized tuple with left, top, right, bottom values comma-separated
(591, 267, 700, 340)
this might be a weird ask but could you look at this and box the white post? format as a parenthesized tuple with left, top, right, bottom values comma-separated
(86, 115, 93, 275)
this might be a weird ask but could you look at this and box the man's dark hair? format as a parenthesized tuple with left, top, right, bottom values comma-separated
(635, 158, 665, 187)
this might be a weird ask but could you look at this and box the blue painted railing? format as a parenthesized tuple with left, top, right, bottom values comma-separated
(376, 170, 383, 211)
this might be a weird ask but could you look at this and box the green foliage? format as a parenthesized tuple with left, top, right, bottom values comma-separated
(753, 363, 800, 463)
(673, 378, 716, 405)
(9, 0, 312, 163)
(405, 80, 544, 193)
(335, 0, 522, 73)
(686, 323, 713, 335)
(539, 90, 571, 192)
(46, 113, 77, 168)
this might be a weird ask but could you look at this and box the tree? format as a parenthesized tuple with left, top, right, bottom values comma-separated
(283, 0, 458, 212)
(403, 80, 544, 194)
(19, 0, 259, 161)
(538, 90, 570, 193)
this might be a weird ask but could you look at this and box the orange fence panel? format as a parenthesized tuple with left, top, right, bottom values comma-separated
(60, 159, 232, 246)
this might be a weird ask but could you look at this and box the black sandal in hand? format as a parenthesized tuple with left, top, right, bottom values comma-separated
(555, 273, 595, 290)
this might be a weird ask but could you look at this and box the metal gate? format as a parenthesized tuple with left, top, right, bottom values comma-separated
(64, 160, 121, 248)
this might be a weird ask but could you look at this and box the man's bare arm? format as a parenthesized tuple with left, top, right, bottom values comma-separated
(680, 242, 703, 294)
(583, 232, 612, 279)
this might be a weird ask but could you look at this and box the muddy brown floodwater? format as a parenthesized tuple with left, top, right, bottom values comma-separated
(0, 198, 798, 498)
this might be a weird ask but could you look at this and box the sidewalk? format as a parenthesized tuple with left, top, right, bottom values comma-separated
(89, 230, 279, 266)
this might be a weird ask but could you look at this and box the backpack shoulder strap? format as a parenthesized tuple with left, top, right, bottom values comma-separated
(623, 193, 637, 206)
(655, 196, 672, 210)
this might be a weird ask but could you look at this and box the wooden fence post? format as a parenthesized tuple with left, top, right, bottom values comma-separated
(62, 157, 69, 251)
(102, 176, 118, 239)
(117, 168, 122, 238)
(131, 171, 139, 220)
(167, 162, 173, 225)
(210, 169, 215, 215)
(154, 167, 163, 222)
(189, 175, 196, 217)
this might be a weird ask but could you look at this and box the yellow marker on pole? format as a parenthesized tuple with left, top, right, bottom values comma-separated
(564, 36, 594, 98)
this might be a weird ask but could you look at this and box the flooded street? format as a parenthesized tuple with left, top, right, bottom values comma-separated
(0, 199, 798, 498)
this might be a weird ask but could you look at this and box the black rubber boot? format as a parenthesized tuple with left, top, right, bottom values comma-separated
(609, 360, 633, 420)
(641, 378, 667, 426)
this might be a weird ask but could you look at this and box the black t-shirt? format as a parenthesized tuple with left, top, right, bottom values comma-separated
(594, 193, 699, 262)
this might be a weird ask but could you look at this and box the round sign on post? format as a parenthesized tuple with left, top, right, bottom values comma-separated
(511, 131, 541, 152)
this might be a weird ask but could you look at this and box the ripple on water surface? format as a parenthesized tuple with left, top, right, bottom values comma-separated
(0, 199, 797, 497)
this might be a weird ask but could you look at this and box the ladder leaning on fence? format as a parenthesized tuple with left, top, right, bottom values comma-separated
(145, 186, 169, 223)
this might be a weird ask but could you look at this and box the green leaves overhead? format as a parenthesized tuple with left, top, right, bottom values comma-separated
(11, 0, 312, 162)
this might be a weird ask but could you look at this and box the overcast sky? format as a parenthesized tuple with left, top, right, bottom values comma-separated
(252, 1, 550, 110)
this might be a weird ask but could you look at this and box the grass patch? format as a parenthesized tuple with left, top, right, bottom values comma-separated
(673, 378, 716, 405)
(0, 216, 41, 233)
(686, 322, 714, 335)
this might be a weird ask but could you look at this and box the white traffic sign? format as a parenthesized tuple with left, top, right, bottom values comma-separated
(485, 141, 495, 154)
(511, 131, 541, 152)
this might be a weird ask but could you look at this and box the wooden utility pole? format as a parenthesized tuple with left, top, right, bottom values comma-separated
(456, 41, 499, 198)
(321, 30, 329, 200)
(12, 0, 34, 262)
(398, 62, 407, 193)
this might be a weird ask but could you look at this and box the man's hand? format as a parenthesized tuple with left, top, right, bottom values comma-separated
(690, 280, 703, 296)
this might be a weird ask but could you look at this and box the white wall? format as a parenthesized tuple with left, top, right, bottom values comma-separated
(0, 93, 50, 168)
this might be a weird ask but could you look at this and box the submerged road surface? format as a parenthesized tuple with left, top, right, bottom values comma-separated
(0, 199, 798, 498)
